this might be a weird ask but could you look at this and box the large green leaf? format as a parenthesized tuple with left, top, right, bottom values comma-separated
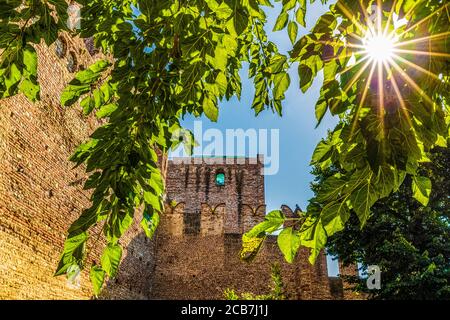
(104, 210, 134, 243)
(277, 227, 301, 263)
(246, 210, 286, 237)
(320, 201, 350, 236)
(54, 231, 88, 276)
(233, 7, 249, 34)
(143, 190, 162, 212)
(240, 232, 266, 262)
(96, 103, 118, 118)
(273, 12, 288, 31)
(349, 178, 378, 226)
(295, 0, 307, 27)
(241, 210, 286, 262)
(203, 95, 219, 122)
(90, 265, 106, 297)
(298, 64, 313, 93)
(266, 55, 287, 74)
(60, 60, 110, 107)
(19, 78, 40, 102)
(60, 84, 90, 106)
(141, 209, 160, 239)
(311, 140, 332, 165)
(72, 60, 110, 85)
(215, 2, 233, 19)
(315, 98, 328, 126)
(67, 206, 102, 234)
(273, 72, 290, 100)
(4, 63, 21, 93)
(288, 21, 298, 44)
(23, 46, 37, 76)
(101, 243, 122, 278)
(299, 219, 327, 264)
(80, 96, 95, 115)
(412, 176, 432, 206)
(316, 175, 347, 203)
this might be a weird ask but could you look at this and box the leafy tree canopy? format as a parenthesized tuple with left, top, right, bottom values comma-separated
(326, 146, 450, 300)
(242, 0, 450, 267)
(0, 0, 449, 295)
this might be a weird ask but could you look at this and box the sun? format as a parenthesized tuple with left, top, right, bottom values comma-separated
(363, 32, 396, 63)
(330, 2, 450, 139)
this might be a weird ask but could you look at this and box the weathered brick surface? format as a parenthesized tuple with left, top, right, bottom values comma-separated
(151, 157, 335, 300)
(151, 233, 303, 299)
(0, 35, 154, 300)
(338, 261, 364, 300)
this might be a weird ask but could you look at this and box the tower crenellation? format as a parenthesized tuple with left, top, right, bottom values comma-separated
(165, 156, 265, 235)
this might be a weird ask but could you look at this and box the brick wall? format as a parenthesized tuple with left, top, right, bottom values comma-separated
(0, 35, 155, 300)
(151, 157, 334, 300)
(338, 261, 364, 300)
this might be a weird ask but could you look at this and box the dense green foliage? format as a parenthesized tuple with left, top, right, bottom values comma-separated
(0, 0, 449, 296)
(242, 0, 450, 266)
(326, 146, 450, 300)
(224, 263, 286, 300)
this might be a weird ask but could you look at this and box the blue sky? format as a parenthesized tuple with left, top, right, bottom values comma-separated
(175, 1, 338, 212)
(172, 1, 341, 275)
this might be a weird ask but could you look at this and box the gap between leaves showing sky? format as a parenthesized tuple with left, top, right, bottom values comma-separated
(174, 1, 338, 212)
(170, 1, 343, 275)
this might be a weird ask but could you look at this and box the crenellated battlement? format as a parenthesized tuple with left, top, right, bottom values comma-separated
(164, 156, 265, 235)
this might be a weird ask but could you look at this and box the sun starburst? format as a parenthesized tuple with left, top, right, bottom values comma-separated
(362, 32, 396, 63)
(335, 1, 450, 137)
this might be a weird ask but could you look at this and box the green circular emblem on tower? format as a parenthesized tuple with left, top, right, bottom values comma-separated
(215, 172, 225, 186)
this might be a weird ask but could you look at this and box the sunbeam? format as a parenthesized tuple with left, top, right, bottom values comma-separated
(377, 58, 385, 138)
(391, 54, 441, 81)
(344, 1, 448, 128)
(398, 3, 449, 39)
(394, 31, 450, 48)
(382, 60, 414, 128)
(387, 57, 435, 107)
(391, 48, 450, 59)
(349, 62, 378, 139)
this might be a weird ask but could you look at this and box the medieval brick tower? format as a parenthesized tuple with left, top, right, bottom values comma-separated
(149, 156, 339, 300)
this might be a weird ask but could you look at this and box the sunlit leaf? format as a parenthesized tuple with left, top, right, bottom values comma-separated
(412, 176, 432, 206)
